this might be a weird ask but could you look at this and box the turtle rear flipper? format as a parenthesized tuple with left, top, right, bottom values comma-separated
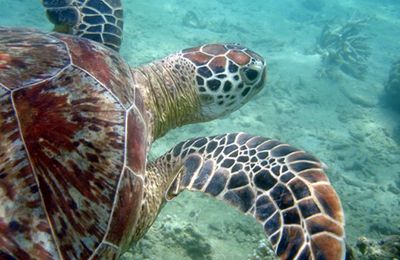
(156, 133, 345, 260)
(42, 0, 123, 51)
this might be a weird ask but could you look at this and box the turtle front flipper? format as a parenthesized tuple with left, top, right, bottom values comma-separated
(151, 133, 345, 260)
(41, 0, 123, 51)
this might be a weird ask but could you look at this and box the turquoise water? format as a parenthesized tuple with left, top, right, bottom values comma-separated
(1, 0, 399, 259)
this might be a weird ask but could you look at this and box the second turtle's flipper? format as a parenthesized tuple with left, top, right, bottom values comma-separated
(159, 133, 345, 260)
(41, 0, 123, 51)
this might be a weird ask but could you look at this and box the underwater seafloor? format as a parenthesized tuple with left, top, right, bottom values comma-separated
(1, 0, 399, 259)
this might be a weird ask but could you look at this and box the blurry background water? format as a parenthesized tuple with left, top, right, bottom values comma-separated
(1, 0, 399, 259)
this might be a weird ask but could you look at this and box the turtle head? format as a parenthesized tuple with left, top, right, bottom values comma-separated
(133, 43, 266, 139)
(181, 44, 267, 120)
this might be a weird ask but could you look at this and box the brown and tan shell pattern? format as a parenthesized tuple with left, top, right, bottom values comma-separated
(0, 27, 147, 259)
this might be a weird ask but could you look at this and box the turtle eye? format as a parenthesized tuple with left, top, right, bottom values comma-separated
(240, 66, 260, 84)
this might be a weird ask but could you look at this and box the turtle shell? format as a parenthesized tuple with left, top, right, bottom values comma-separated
(0, 27, 147, 259)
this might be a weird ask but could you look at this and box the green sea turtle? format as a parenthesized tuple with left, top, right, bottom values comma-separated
(0, 1, 346, 259)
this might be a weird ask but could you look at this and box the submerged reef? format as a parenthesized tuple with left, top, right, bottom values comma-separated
(247, 240, 277, 260)
(315, 18, 371, 80)
(383, 58, 400, 111)
(248, 235, 400, 260)
(352, 235, 400, 260)
(123, 214, 213, 260)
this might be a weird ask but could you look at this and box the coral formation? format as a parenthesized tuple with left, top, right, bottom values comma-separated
(247, 240, 277, 260)
(315, 18, 371, 79)
(247, 235, 400, 260)
(354, 235, 400, 259)
(383, 58, 400, 111)
(122, 215, 213, 260)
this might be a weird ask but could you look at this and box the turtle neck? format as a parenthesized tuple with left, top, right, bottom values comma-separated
(131, 55, 202, 141)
